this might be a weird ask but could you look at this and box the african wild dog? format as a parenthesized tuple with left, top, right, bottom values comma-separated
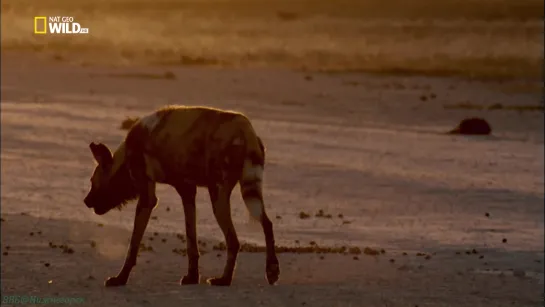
(83, 105, 280, 287)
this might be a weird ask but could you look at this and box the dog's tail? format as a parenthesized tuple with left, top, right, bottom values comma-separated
(239, 135, 266, 222)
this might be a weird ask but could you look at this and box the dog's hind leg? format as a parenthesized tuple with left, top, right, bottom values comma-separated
(176, 184, 200, 285)
(206, 182, 239, 286)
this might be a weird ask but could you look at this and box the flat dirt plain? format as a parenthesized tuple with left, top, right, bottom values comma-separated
(1, 0, 544, 306)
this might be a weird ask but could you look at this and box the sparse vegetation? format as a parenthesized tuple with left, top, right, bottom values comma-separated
(363, 247, 381, 256)
(444, 102, 544, 112)
(210, 241, 385, 255)
(2, 0, 542, 80)
(107, 71, 176, 80)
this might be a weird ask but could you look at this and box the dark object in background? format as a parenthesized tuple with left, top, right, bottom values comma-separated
(448, 117, 492, 135)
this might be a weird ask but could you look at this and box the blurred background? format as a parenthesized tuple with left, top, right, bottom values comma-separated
(2, 0, 543, 80)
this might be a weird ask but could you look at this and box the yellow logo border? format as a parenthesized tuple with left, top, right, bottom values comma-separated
(34, 17, 47, 34)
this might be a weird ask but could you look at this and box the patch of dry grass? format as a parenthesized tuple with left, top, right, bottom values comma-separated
(2, 0, 543, 80)
(489, 82, 543, 94)
(107, 71, 176, 80)
(444, 102, 544, 112)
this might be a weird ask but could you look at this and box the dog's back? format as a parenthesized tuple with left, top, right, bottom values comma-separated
(123, 105, 264, 187)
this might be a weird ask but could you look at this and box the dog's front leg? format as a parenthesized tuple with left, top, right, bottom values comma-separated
(105, 182, 157, 287)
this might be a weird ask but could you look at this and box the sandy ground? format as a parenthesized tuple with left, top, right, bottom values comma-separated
(1, 52, 543, 306)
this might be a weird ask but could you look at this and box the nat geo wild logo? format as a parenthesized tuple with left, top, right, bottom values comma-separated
(34, 16, 89, 35)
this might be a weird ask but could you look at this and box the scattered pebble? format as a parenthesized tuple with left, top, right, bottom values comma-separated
(29, 232, 34, 236)
(424, 255, 431, 260)
(166, 207, 170, 212)
(479, 255, 484, 259)
(513, 270, 526, 278)
(502, 238, 507, 243)
(213, 242, 227, 251)
(140, 244, 154, 252)
(62, 246, 74, 254)
(3, 252, 8, 256)
(363, 247, 380, 256)
(97, 223, 104, 227)
(402, 252, 408, 256)
(315, 210, 333, 219)
(90, 241, 96, 248)
(485, 212, 490, 217)
(151, 216, 158, 220)
(298, 212, 310, 219)
(276, 215, 282, 220)
(172, 248, 187, 255)
(162, 238, 167, 243)
(352, 256, 359, 260)
(5, 246, 10, 250)
(44, 263, 50, 267)
(398, 265, 409, 271)
(319, 256, 324, 260)
(48, 280, 53, 284)
(389, 259, 395, 263)
(87, 275, 95, 280)
(348, 247, 361, 255)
